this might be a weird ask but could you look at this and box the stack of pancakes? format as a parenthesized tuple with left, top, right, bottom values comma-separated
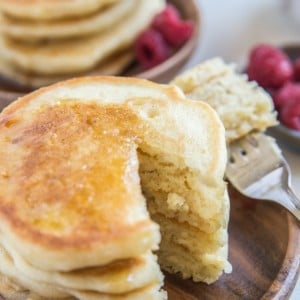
(0, 76, 231, 299)
(0, 0, 165, 89)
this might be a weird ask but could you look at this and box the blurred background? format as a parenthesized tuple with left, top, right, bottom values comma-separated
(187, 0, 300, 67)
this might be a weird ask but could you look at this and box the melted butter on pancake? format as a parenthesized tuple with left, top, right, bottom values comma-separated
(0, 102, 149, 246)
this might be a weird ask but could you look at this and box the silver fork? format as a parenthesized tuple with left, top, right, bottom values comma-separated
(226, 132, 300, 221)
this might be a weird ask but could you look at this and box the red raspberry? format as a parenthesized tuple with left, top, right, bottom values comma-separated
(280, 100, 300, 131)
(134, 28, 170, 70)
(152, 4, 181, 28)
(272, 82, 300, 109)
(249, 44, 279, 62)
(152, 4, 194, 47)
(247, 44, 293, 88)
(293, 58, 300, 82)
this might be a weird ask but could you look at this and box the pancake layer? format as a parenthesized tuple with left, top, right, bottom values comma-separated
(0, 0, 136, 41)
(0, 50, 133, 89)
(0, 0, 119, 20)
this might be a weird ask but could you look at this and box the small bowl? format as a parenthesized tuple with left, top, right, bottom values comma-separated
(133, 0, 200, 83)
(267, 43, 300, 150)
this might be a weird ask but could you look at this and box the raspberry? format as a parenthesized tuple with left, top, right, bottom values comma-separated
(161, 20, 194, 47)
(152, 4, 194, 47)
(272, 82, 300, 109)
(152, 4, 181, 28)
(294, 58, 300, 82)
(247, 44, 293, 88)
(280, 100, 300, 131)
(134, 29, 170, 70)
(249, 44, 279, 62)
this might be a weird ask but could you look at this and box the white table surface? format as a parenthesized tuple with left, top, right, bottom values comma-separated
(184, 0, 300, 298)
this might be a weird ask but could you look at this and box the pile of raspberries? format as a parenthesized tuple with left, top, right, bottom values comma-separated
(247, 44, 300, 131)
(134, 4, 194, 70)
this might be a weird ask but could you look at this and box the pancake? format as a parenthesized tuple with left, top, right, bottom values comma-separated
(0, 243, 67, 298)
(0, 0, 136, 41)
(0, 273, 165, 300)
(0, 273, 166, 300)
(0, 76, 230, 295)
(0, 244, 164, 299)
(0, 100, 160, 272)
(171, 58, 278, 143)
(0, 50, 134, 89)
(0, 272, 50, 300)
(0, 0, 119, 21)
(0, 0, 164, 75)
(71, 284, 166, 300)
(0, 238, 161, 294)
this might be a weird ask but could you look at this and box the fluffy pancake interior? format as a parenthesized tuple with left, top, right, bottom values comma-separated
(137, 148, 230, 283)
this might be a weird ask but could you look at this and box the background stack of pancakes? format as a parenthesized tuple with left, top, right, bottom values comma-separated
(0, 0, 165, 89)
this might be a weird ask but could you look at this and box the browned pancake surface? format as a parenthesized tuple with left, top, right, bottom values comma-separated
(0, 102, 152, 250)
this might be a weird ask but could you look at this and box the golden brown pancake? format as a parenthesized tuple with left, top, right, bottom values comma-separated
(0, 50, 134, 89)
(0, 0, 136, 41)
(0, 101, 160, 271)
(0, 0, 164, 75)
(0, 0, 119, 21)
(0, 76, 230, 298)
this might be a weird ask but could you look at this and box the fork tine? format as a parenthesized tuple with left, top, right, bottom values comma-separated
(228, 144, 243, 164)
(228, 134, 257, 165)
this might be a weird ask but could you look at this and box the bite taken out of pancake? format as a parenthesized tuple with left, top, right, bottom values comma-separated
(0, 76, 231, 299)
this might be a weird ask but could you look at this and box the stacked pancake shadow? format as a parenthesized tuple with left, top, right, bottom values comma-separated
(0, 0, 164, 89)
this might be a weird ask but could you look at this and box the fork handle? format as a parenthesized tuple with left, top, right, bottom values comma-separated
(268, 186, 300, 221)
